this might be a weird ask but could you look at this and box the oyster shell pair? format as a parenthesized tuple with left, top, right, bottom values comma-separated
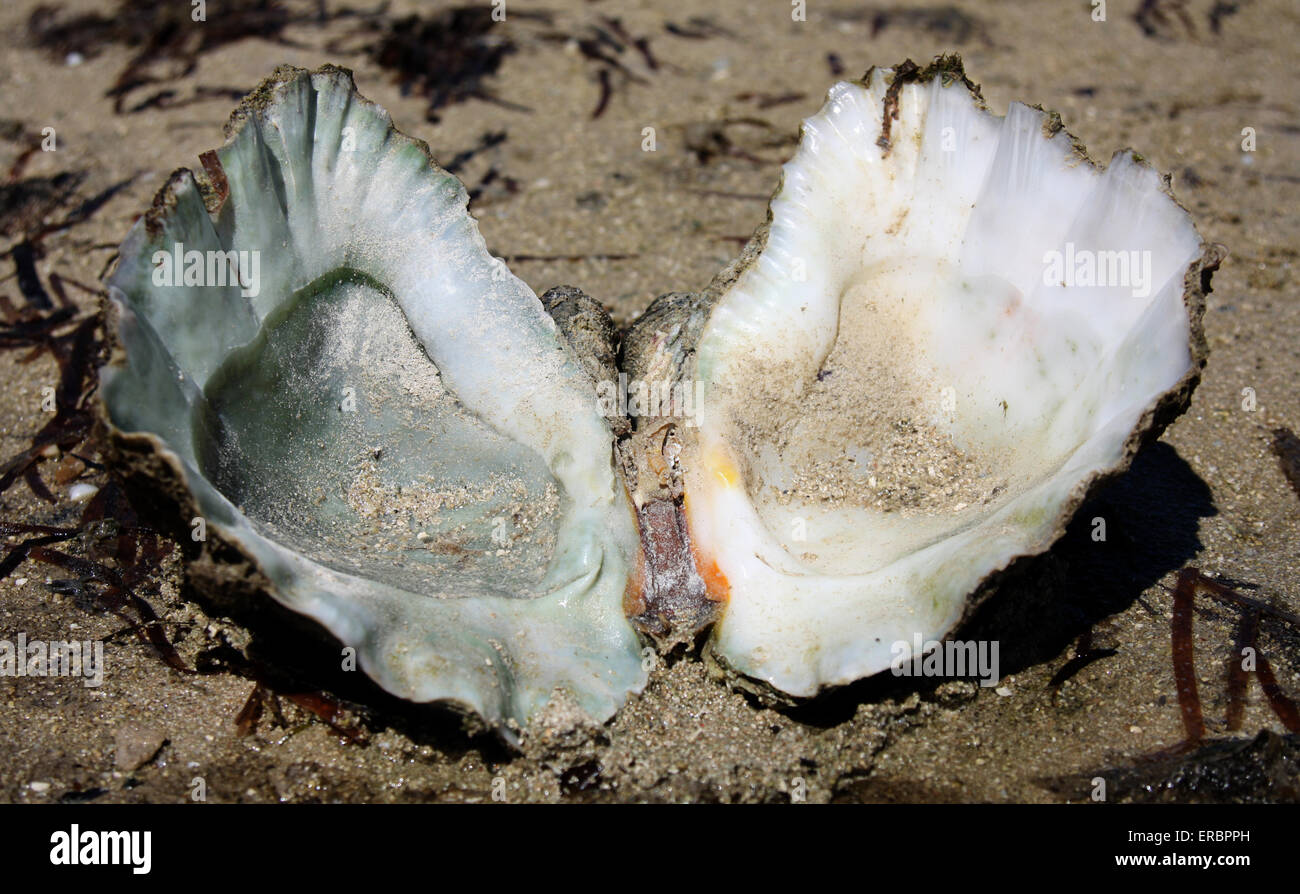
(100, 60, 1218, 732)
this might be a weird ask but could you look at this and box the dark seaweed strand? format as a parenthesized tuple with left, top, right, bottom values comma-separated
(1254, 652, 1300, 733)
(1270, 426, 1300, 501)
(1163, 568, 1300, 743)
(1047, 628, 1118, 692)
(1224, 607, 1258, 731)
(1170, 569, 1207, 744)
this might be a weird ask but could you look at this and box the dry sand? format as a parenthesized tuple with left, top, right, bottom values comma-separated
(0, 0, 1297, 802)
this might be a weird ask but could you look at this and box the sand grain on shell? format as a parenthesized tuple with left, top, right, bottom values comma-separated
(733, 288, 1008, 515)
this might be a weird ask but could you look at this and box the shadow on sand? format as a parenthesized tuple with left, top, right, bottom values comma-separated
(780, 440, 1217, 729)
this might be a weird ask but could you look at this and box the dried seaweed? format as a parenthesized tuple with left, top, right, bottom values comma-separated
(536, 16, 658, 119)
(733, 91, 807, 110)
(369, 7, 547, 122)
(0, 524, 77, 578)
(11, 240, 57, 308)
(0, 248, 375, 743)
(0, 174, 83, 240)
(1056, 730, 1300, 803)
(1255, 651, 1300, 732)
(1133, 0, 1240, 40)
(1170, 570, 1207, 744)
(830, 5, 993, 47)
(600, 15, 658, 72)
(234, 684, 266, 737)
(28, 0, 295, 114)
(663, 17, 736, 40)
(682, 188, 769, 202)
(464, 165, 520, 209)
(437, 130, 520, 209)
(0, 234, 198, 675)
(1271, 426, 1300, 501)
(592, 68, 614, 120)
(1208, 2, 1241, 34)
(1, 172, 135, 249)
(234, 681, 368, 745)
(0, 120, 54, 182)
(683, 117, 796, 166)
(1134, 0, 1198, 38)
(283, 690, 368, 744)
(500, 251, 638, 264)
(1, 476, 193, 675)
(28, 1, 659, 127)
(1225, 608, 1258, 730)
(122, 84, 249, 115)
(1160, 568, 1300, 754)
(1047, 628, 1118, 692)
(0, 315, 98, 501)
(441, 130, 509, 175)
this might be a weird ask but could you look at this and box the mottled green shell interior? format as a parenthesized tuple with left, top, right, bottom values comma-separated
(101, 66, 645, 731)
(200, 273, 567, 597)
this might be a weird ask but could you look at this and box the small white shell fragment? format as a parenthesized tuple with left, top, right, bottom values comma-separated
(67, 483, 98, 502)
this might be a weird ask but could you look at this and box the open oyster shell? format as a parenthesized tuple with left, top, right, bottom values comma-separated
(624, 57, 1220, 696)
(100, 65, 646, 731)
(101, 58, 1219, 733)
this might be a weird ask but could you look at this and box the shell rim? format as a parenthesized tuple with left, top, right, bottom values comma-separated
(672, 53, 1223, 698)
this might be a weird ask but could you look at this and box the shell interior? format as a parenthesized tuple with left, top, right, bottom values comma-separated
(99, 60, 1212, 732)
(683, 65, 1206, 695)
(101, 66, 646, 730)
